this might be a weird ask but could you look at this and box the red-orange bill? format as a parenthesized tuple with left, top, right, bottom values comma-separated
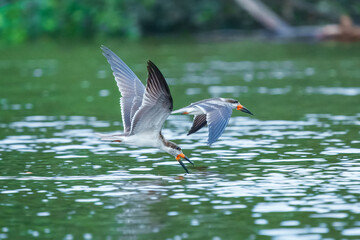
(238, 105, 253, 115)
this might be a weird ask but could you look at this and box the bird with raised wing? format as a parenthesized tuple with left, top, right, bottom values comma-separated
(98, 46, 193, 173)
(172, 98, 253, 145)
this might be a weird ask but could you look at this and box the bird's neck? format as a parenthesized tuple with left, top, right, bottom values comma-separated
(159, 132, 178, 150)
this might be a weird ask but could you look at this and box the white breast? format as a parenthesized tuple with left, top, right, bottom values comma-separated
(122, 132, 161, 148)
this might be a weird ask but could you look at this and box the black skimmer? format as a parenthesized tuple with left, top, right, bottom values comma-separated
(172, 98, 253, 145)
(98, 46, 193, 173)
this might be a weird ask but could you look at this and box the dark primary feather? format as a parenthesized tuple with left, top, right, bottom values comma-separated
(146, 60, 173, 111)
(188, 114, 207, 135)
(129, 61, 173, 135)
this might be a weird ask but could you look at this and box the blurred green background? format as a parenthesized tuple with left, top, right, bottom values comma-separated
(1, 0, 359, 44)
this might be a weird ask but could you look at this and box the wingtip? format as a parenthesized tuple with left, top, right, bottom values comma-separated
(187, 130, 194, 136)
(146, 60, 164, 81)
(147, 60, 156, 70)
(100, 45, 111, 57)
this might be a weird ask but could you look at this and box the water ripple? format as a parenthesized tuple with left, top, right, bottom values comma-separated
(0, 113, 359, 239)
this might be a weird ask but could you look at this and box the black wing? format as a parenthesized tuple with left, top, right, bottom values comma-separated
(188, 114, 207, 135)
(129, 61, 173, 135)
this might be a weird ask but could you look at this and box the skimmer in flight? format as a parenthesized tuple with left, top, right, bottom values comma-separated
(98, 46, 193, 173)
(172, 98, 253, 145)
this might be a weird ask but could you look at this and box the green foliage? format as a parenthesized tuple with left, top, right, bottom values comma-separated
(0, 0, 359, 44)
(0, 0, 244, 44)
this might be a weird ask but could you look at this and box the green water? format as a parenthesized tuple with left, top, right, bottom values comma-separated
(1, 39, 360, 239)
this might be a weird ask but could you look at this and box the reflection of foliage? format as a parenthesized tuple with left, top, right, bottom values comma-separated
(0, 0, 359, 44)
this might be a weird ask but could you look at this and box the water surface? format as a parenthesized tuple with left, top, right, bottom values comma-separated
(1, 40, 360, 239)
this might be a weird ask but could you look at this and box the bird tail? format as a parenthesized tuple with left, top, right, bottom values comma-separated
(96, 133, 122, 141)
(172, 108, 188, 114)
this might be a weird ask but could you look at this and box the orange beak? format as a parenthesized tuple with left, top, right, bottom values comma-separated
(176, 153, 185, 160)
(237, 104, 253, 115)
(175, 153, 194, 174)
(237, 104, 243, 110)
